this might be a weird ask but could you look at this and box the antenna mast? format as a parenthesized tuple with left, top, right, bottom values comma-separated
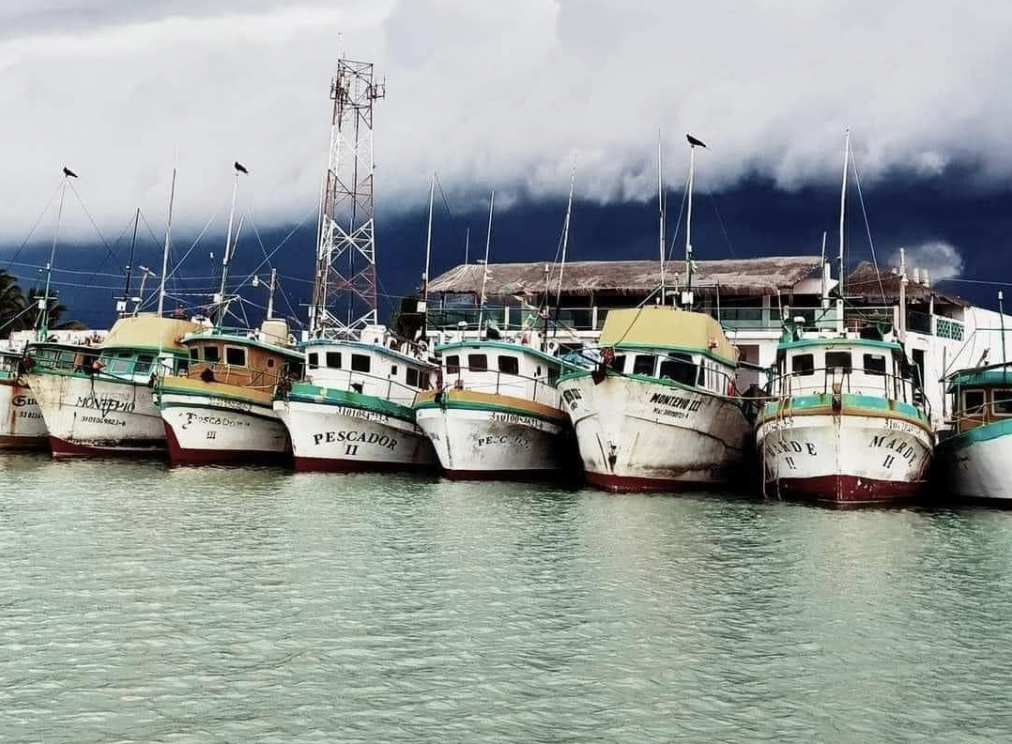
(421, 174, 435, 336)
(310, 58, 385, 339)
(554, 161, 576, 334)
(685, 133, 706, 309)
(477, 191, 495, 336)
(158, 168, 177, 316)
(837, 129, 850, 333)
(658, 131, 666, 305)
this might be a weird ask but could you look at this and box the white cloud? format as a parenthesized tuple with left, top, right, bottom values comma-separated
(1, 0, 1012, 243)
(892, 241, 964, 283)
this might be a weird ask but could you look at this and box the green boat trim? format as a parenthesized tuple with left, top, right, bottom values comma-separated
(25, 365, 152, 388)
(435, 340, 579, 371)
(157, 384, 276, 412)
(776, 336, 903, 353)
(604, 341, 738, 367)
(286, 383, 417, 424)
(939, 418, 1012, 452)
(556, 366, 744, 405)
(414, 396, 567, 426)
(756, 393, 930, 428)
(159, 399, 280, 423)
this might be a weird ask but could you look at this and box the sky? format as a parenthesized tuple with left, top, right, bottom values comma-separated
(2, 0, 1011, 325)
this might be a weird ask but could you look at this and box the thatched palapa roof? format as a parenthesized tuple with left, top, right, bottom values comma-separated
(428, 256, 823, 299)
(846, 261, 967, 307)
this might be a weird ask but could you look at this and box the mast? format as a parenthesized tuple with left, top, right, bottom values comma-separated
(266, 267, 277, 320)
(215, 164, 247, 326)
(464, 227, 470, 266)
(39, 179, 69, 340)
(837, 129, 850, 333)
(553, 161, 576, 335)
(421, 174, 435, 336)
(157, 168, 177, 316)
(1000, 290, 1007, 366)
(477, 190, 495, 336)
(118, 208, 140, 317)
(658, 131, 666, 305)
(685, 134, 706, 308)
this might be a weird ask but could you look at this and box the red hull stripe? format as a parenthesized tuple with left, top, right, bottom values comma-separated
(292, 455, 435, 474)
(584, 470, 722, 493)
(765, 475, 923, 504)
(0, 434, 48, 450)
(48, 435, 166, 458)
(164, 422, 290, 466)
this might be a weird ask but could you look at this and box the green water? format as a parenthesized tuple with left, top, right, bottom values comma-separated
(2, 452, 1011, 742)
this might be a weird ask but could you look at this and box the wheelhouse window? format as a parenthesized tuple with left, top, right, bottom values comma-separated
(446, 355, 460, 374)
(608, 355, 626, 373)
(964, 390, 986, 416)
(351, 354, 371, 373)
(134, 355, 154, 375)
(633, 355, 655, 376)
(659, 353, 696, 386)
(548, 365, 560, 385)
(497, 356, 519, 375)
(421, 372, 432, 390)
(468, 354, 488, 372)
(994, 390, 1012, 416)
(791, 354, 814, 376)
(825, 351, 852, 373)
(189, 347, 199, 360)
(864, 354, 887, 376)
(225, 347, 247, 366)
(390, 365, 398, 377)
(203, 345, 220, 363)
(109, 352, 134, 374)
(326, 352, 342, 369)
(406, 368, 420, 387)
(308, 352, 319, 369)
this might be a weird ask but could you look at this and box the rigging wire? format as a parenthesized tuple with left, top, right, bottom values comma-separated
(3, 179, 64, 272)
(847, 138, 888, 306)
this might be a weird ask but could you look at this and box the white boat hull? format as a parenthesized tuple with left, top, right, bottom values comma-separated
(25, 372, 165, 456)
(558, 374, 750, 490)
(757, 412, 933, 504)
(276, 399, 436, 472)
(0, 379, 48, 448)
(414, 405, 570, 477)
(160, 392, 290, 464)
(940, 427, 1012, 503)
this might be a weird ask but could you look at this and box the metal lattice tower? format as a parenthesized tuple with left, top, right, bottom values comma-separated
(310, 58, 385, 338)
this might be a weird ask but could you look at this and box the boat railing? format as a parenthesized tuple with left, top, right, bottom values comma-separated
(441, 364, 560, 408)
(294, 367, 430, 408)
(768, 366, 931, 419)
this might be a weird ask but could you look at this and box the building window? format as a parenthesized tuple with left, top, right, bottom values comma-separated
(633, 355, 655, 376)
(825, 352, 852, 373)
(446, 355, 460, 374)
(864, 354, 887, 376)
(308, 352, 319, 369)
(351, 354, 371, 373)
(326, 352, 342, 369)
(406, 368, 419, 387)
(498, 356, 519, 375)
(203, 345, 220, 363)
(791, 354, 814, 376)
(994, 390, 1012, 416)
(225, 347, 247, 366)
(468, 354, 488, 372)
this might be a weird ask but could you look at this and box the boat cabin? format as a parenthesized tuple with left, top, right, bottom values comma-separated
(180, 324, 304, 392)
(304, 333, 436, 408)
(439, 340, 567, 407)
(946, 365, 1012, 433)
(771, 335, 919, 404)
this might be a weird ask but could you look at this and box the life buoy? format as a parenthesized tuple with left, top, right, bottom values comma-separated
(546, 340, 560, 356)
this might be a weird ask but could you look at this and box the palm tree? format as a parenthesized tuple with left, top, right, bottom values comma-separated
(0, 272, 83, 339)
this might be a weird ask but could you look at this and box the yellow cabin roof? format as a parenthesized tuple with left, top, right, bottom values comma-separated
(101, 314, 199, 353)
(599, 306, 739, 364)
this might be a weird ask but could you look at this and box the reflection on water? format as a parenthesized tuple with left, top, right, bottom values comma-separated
(2, 452, 1012, 742)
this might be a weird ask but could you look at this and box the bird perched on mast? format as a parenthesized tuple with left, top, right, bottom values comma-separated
(62, 166, 78, 178)
(234, 161, 249, 174)
(686, 134, 707, 149)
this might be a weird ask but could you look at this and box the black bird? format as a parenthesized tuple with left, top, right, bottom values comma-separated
(234, 161, 249, 174)
(62, 166, 78, 178)
(686, 134, 707, 148)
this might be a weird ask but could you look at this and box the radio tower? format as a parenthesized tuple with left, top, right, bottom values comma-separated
(310, 58, 385, 338)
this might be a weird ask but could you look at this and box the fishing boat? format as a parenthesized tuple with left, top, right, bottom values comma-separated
(756, 323, 933, 504)
(274, 325, 438, 471)
(756, 131, 933, 504)
(0, 349, 48, 448)
(936, 354, 1012, 503)
(26, 314, 197, 456)
(414, 335, 576, 478)
(157, 317, 303, 464)
(557, 305, 751, 490)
